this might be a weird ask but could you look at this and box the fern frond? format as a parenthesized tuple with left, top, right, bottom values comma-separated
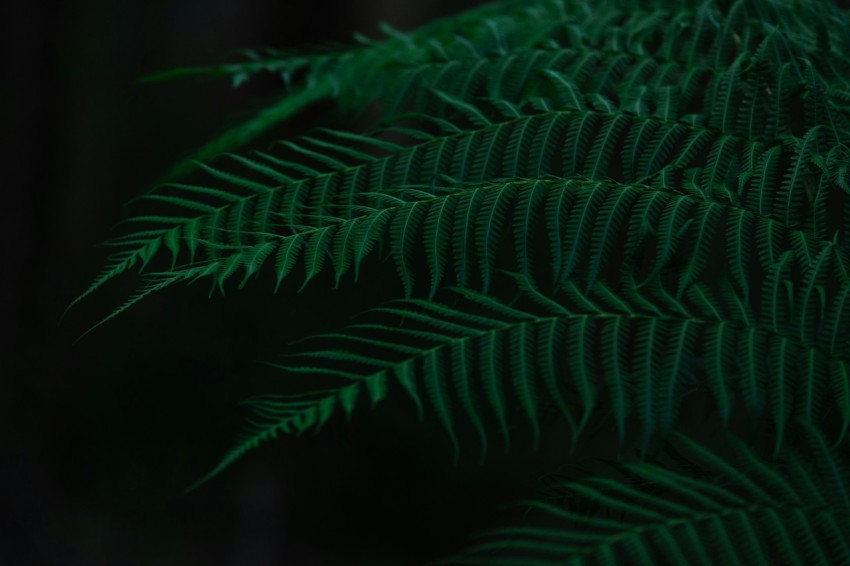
(190, 265, 850, 488)
(73, 7, 850, 558)
(105, 166, 846, 335)
(441, 423, 850, 566)
(136, 0, 850, 180)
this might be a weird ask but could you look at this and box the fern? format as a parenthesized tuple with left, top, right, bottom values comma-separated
(70, 0, 850, 563)
(442, 423, 850, 566)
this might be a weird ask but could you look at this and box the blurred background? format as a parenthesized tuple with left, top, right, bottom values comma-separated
(0, 1, 577, 565)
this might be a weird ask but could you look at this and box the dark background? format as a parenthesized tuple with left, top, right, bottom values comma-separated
(0, 1, 573, 565)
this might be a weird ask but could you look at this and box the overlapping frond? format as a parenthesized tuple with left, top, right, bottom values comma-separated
(67, 86, 850, 328)
(441, 423, 850, 566)
(139, 0, 850, 172)
(73, 4, 850, 561)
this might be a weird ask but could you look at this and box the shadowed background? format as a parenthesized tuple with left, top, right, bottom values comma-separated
(0, 2, 575, 565)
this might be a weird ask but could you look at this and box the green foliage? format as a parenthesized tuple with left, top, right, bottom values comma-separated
(72, 0, 850, 563)
(442, 423, 850, 565)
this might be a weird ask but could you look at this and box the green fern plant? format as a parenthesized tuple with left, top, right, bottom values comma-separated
(69, 0, 850, 563)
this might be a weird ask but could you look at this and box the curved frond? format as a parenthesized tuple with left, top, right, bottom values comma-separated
(72, 7, 850, 558)
(191, 266, 850, 488)
(441, 424, 850, 566)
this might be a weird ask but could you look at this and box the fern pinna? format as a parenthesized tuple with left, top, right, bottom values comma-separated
(69, 0, 850, 564)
